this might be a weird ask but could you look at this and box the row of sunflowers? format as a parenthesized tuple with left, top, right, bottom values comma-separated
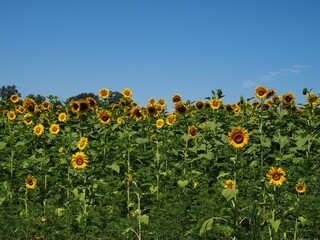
(0, 86, 319, 239)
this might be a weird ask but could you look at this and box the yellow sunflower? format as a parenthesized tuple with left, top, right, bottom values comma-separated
(266, 167, 286, 186)
(71, 152, 88, 169)
(70, 100, 80, 113)
(282, 92, 295, 105)
(172, 94, 182, 103)
(228, 127, 250, 148)
(146, 105, 158, 116)
(148, 98, 156, 105)
(131, 106, 143, 119)
(7, 111, 16, 120)
(10, 94, 20, 103)
(122, 88, 133, 98)
(166, 114, 177, 126)
(16, 105, 24, 114)
(117, 117, 123, 124)
(210, 98, 222, 109)
(194, 100, 204, 110)
(97, 110, 112, 124)
(25, 175, 37, 189)
(306, 93, 319, 105)
(254, 86, 268, 99)
(225, 104, 233, 112)
(49, 124, 60, 134)
(33, 124, 45, 136)
(156, 119, 164, 128)
(158, 98, 166, 106)
(24, 113, 33, 125)
(79, 100, 90, 113)
(188, 125, 197, 138)
(86, 97, 98, 111)
(41, 101, 51, 110)
(174, 102, 188, 115)
(224, 180, 235, 189)
(295, 182, 307, 193)
(266, 89, 277, 99)
(58, 112, 67, 122)
(99, 88, 110, 99)
(78, 136, 88, 150)
(58, 147, 64, 153)
(23, 98, 38, 114)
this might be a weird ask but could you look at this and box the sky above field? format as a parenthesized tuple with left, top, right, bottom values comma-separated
(0, 0, 319, 109)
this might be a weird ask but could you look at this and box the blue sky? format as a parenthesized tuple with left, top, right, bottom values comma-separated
(1, 0, 319, 108)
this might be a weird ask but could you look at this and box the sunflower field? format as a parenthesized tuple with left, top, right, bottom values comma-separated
(0, 87, 319, 239)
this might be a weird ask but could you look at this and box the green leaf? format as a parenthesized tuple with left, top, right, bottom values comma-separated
(137, 214, 149, 225)
(298, 216, 307, 226)
(0, 197, 6, 205)
(216, 171, 229, 180)
(108, 162, 120, 173)
(150, 186, 158, 194)
(221, 188, 238, 202)
(136, 138, 148, 144)
(261, 138, 271, 148)
(270, 219, 281, 233)
(0, 142, 6, 150)
(199, 218, 213, 236)
(178, 180, 189, 188)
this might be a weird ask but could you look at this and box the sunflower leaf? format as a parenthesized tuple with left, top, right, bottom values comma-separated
(221, 188, 238, 202)
(137, 214, 149, 225)
(199, 218, 213, 236)
(270, 219, 281, 233)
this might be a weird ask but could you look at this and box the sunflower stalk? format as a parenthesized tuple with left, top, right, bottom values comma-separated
(293, 194, 301, 240)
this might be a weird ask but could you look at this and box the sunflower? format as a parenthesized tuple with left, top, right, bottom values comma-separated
(117, 117, 123, 124)
(266, 167, 286, 186)
(296, 182, 307, 193)
(86, 97, 98, 111)
(228, 127, 250, 148)
(25, 175, 37, 189)
(188, 125, 197, 138)
(10, 94, 20, 103)
(306, 93, 319, 105)
(272, 95, 281, 102)
(24, 113, 33, 125)
(78, 136, 88, 150)
(71, 152, 88, 169)
(194, 100, 204, 110)
(33, 124, 44, 136)
(254, 86, 268, 99)
(166, 114, 177, 126)
(172, 94, 182, 103)
(225, 104, 233, 112)
(70, 101, 80, 113)
(131, 106, 143, 119)
(232, 104, 241, 113)
(282, 92, 295, 105)
(122, 88, 133, 98)
(99, 88, 110, 99)
(174, 102, 188, 115)
(156, 119, 164, 128)
(7, 111, 16, 120)
(97, 110, 112, 124)
(204, 102, 211, 108)
(79, 100, 90, 113)
(16, 105, 24, 114)
(266, 89, 277, 99)
(148, 98, 156, 105)
(210, 98, 222, 109)
(158, 98, 166, 106)
(146, 105, 158, 116)
(156, 104, 164, 112)
(224, 180, 235, 189)
(49, 124, 60, 134)
(41, 101, 51, 110)
(58, 112, 67, 122)
(58, 147, 64, 153)
(23, 98, 38, 114)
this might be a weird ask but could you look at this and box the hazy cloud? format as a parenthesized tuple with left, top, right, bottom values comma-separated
(242, 80, 256, 88)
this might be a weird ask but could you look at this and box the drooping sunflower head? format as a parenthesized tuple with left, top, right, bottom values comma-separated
(33, 124, 45, 136)
(122, 88, 133, 98)
(156, 119, 164, 129)
(228, 127, 250, 148)
(70, 101, 80, 113)
(224, 180, 235, 189)
(10, 94, 20, 103)
(255, 86, 268, 99)
(78, 136, 88, 150)
(25, 175, 37, 189)
(266, 167, 286, 186)
(232, 104, 241, 113)
(272, 95, 281, 102)
(24, 113, 33, 125)
(7, 111, 16, 120)
(71, 152, 88, 169)
(306, 93, 319, 105)
(210, 98, 222, 109)
(49, 124, 60, 134)
(79, 100, 90, 113)
(158, 98, 166, 106)
(23, 98, 38, 114)
(131, 106, 143, 119)
(174, 102, 188, 115)
(166, 114, 177, 126)
(41, 101, 51, 110)
(86, 97, 98, 111)
(97, 110, 112, 124)
(16, 105, 24, 114)
(194, 100, 205, 110)
(295, 182, 307, 193)
(99, 88, 110, 99)
(148, 98, 156, 106)
(172, 94, 182, 103)
(282, 92, 295, 105)
(188, 125, 197, 139)
(58, 112, 67, 122)
(266, 89, 277, 99)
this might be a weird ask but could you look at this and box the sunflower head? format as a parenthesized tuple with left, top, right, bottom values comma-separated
(79, 100, 90, 113)
(24, 113, 33, 125)
(10, 94, 20, 103)
(282, 92, 295, 105)
(25, 175, 37, 189)
(122, 88, 133, 98)
(172, 94, 182, 103)
(86, 97, 98, 111)
(99, 88, 110, 99)
(188, 125, 197, 139)
(23, 98, 38, 114)
(71, 152, 88, 169)
(70, 101, 80, 113)
(148, 98, 156, 105)
(224, 180, 235, 189)
(146, 105, 158, 116)
(158, 98, 166, 106)
(266, 89, 277, 99)
(210, 98, 222, 109)
(255, 86, 268, 99)
(225, 104, 233, 112)
(7, 111, 16, 120)
(266, 167, 286, 186)
(41, 101, 51, 110)
(296, 182, 307, 193)
(174, 102, 188, 115)
(131, 106, 143, 119)
(156, 119, 165, 129)
(33, 124, 45, 136)
(306, 93, 319, 105)
(97, 110, 112, 124)
(117, 117, 123, 124)
(166, 114, 177, 126)
(49, 124, 60, 134)
(194, 100, 204, 110)
(58, 112, 67, 122)
(16, 105, 24, 114)
(77, 136, 88, 150)
(228, 127, 250, 148)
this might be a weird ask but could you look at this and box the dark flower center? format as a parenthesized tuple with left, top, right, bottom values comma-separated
(234, 134, 244, 143)
(272, 173, 281, 180)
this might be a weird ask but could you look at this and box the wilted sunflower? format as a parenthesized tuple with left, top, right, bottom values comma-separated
(295, 182, 307, 193)
(210, 98, 222, 109)
(97, 110, 112, 124)
(70, 101, 80, 113)
(41, 101, 51, 110)
(228, 127, 250, 148)
(194, 100, 204, 110)
(172, 94, 182, 103)
(33, 124, 44, 136)
(266, 167, 286, 186)
(188, 125, 197, 138)
(224, 180, 235, 189)
(7, 111, 16, 120)
(131, 106, 143, 119)
(282, 92, 295, 105)
(122, 88, 133, 98)
(10, 94, 20, 103)
(174, 102, 188, 115)
(78, 136, 88, 150)
(24, 113, 33, 125)
(158, 98, 166, 106)
(148, 98, 156, 105)
(49, 124, 60, 134)
(71, 152, 88, 169)
(79, 100, 90, 113)
(166, 114, 177, 125)
(23, 98, 38, 114)
(99, 88, 110, 99)
(156, 119, 164, 128)
(25, 175, 37, 189)
(58, 112, 67, 122)
(255, 86, 268, 99)
(306, 93, 319, 105)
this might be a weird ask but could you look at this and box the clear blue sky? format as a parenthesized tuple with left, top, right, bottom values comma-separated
(1, 0, 319, 108)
